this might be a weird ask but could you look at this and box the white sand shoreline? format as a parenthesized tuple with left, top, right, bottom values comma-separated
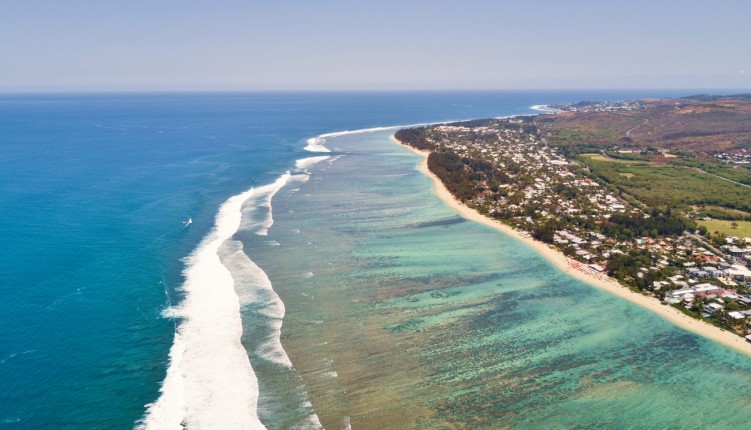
(390, 135, 751, 357)
(530, 104, 564, 113)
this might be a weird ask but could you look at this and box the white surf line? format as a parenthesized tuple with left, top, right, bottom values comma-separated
(303, 114, 546, 154)
(138, 182, 285, 430)
(530, 104, 564, 113)
(253, 173, 292, 236)
(235, 172, 298, 365)
(295, 156, 331, 171)
(140, 108, 560, 429)
(306, 126, 424, 152)
(232, 167, 324, 427)
(304, 137, 331, 153)
(303, 123, 436, 154)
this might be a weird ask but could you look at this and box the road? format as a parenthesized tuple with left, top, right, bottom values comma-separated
(686, 232, 730, 260)
(626, 118, 650, 137)
(693, 167, 751, 189)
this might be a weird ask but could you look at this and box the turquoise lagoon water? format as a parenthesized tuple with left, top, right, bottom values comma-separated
(249, 130, 751, 429)
(1, 90, 747, 429)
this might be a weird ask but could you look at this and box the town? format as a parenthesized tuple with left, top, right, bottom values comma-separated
(547, 99, 645, 113)
(396, 115, 751, 339)
(715, 149, 751, 166)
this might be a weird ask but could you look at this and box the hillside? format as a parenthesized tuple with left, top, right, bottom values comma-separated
(538, 97, 751, 157)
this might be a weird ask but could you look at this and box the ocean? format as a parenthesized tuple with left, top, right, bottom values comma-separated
(2, 90, 749, 429)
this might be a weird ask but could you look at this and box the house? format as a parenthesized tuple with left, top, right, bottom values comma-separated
(725, 246, 749, 258)
(727, 311, 746, 320)
(668, 283, 724, 299)
(693, 283, 724, 295)
(726, 265, 751, 283)
(687, 267, 710, 278)
(667, 288, 696, 299)
(703, 266, 723, 277)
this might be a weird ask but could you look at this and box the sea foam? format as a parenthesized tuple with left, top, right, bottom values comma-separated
(141, 127, 414, 429)
(138, 180, 289, 430)
(530, 104, 563, 113)
(224, 171, 323, 427)
(295, 156, 331, 170)
(304, 125, 428, 154)
(304, 137, 331, 153)
(242, 173, 291, 236)
(139, 170, 326, 429)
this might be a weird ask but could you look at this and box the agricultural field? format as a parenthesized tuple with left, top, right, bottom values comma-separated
(578, 153, 642, 164)
(577, 155, 751, 213)
(698, 219, 751, 238)
(694, 205, 751, 221)
(539, 97, 751, 218)
(678, 160, 751, 186)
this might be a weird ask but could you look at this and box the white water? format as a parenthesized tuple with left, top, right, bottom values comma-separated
(304, 137, 331, 153)
(227, 173, 296, 367)
(138, 178, 293, 430)
(530, 104, 563, 113)
(296, 156, 331, 170)
(229, 169, 323, 427)
(139, 170, 328, 430)
(303, 124, 434, 154)
(143, 120, 550, 429)
(317, 125, 415, 139)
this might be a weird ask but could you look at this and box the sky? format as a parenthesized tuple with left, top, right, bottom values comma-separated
(1, 0, 750, 92)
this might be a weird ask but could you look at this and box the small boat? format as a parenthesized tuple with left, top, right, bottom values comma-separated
(183, 217, 193, 227)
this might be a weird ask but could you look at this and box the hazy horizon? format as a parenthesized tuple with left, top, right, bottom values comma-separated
(2, 88, 750, 96)
(2, 0, 750, 92)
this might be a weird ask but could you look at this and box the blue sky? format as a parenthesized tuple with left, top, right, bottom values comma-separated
(1, 0, 749, 91)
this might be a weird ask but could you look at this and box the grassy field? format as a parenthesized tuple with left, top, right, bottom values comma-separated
(672, 160, 751, 186)
(698, 219, 751, 238)
(578, 154, 751, 187)
(697, 205, 751, 219)
(579, 153, 643, 164)
(580, 157, 751, 212)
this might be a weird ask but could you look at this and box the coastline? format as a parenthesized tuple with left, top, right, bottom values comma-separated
(390, 135, 751, 357)
(530, 104, 564, 113)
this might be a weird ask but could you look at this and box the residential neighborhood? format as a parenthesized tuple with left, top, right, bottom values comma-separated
(397, 115, 751, 338)
(715, 149, 751, 166)
(547, 99, 645, 113)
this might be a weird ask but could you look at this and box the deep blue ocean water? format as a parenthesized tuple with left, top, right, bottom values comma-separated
(0, 90, 709, 429)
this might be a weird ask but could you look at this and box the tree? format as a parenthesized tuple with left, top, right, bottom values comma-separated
(693, 296, 705, 314)
(532, 224, 555, 243)
(731, 221, 739, 230)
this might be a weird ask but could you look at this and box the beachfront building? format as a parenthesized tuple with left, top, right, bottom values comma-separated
(398, 115, 751, 335)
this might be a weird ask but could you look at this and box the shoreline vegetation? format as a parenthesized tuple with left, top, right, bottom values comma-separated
(390, 134, 751, 357)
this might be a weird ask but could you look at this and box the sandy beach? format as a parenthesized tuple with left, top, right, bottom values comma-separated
(530, 104, 563, 113)
(391, 135, 751, 357)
